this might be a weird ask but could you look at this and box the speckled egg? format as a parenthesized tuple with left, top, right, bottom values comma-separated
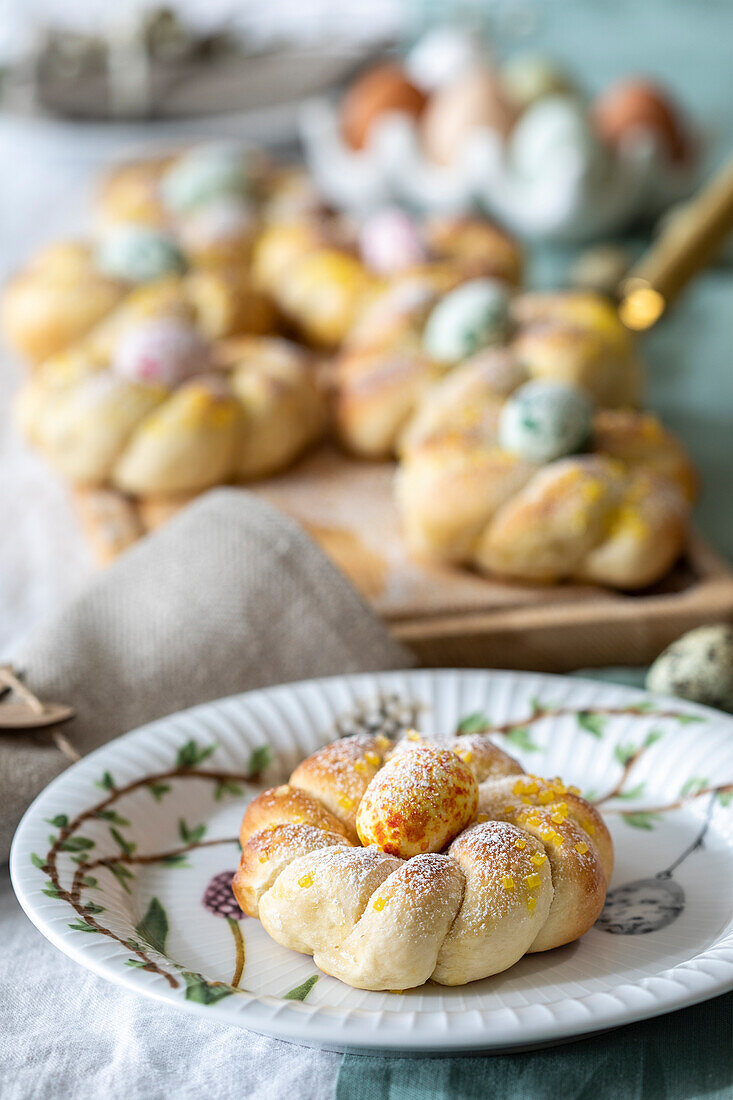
(421, 65, 516, 165)
(359, 207, 426, 275)
(406, 26, 486, 92)
(112, 317, 210, 387)
(592, 79, 691, 164)
(498, 379, 594, 464)
(96, 224, 186, 283)
(423, 277, 511, 362)
(160, 146, 253, 213)
(646, 624, 733, 712)
(501, 53, 575, 113)
(340, 64, 427, 151)
(356, 743, 478, 858)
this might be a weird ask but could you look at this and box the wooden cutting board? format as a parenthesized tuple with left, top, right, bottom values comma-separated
(74, 445, 733, 672)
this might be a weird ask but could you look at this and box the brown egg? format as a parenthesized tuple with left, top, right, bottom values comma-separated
(421, 65, 517, 165)
(341, 63, 428, 150)
(592, 79, 691, 164)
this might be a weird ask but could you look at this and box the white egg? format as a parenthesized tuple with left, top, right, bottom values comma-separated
(646, 624, 733, 712)
(509, 95, 608, 183)
(96, 225, 186, 283)
(406, 26, 486, 92)
(112, 317, 210, 388)
(423, 278, 510, 362)
(498, 379, 594, 463)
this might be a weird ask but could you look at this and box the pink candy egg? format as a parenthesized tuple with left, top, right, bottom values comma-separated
(359, 208, 427, 275)
(113, 317, 210, 387)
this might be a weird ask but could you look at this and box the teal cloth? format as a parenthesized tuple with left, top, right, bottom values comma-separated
(337, 994, 733, 1100)
(337, 669, 733, 1096)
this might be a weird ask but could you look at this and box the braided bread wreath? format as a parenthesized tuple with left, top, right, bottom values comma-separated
(15, 278, 324, 496)
(395, 350, 697, 589)
(233, 731, 613, 991)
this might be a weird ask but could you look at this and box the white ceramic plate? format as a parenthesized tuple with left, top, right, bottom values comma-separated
(10, 669, 733, 1054)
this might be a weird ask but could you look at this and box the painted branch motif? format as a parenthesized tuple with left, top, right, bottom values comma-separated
(453, 698, 733, 824)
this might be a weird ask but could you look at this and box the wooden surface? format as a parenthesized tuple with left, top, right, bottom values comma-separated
(73, 445, 733, 673)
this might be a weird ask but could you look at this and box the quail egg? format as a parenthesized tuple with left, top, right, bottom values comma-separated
(646, 624, 733, 712)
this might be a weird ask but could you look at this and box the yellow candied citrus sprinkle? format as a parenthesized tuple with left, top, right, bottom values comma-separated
(258, 854, 268, 863)
(521, 796, 532, 804)
(460, 751, 474, 764)
(538, 790, 554, 805)
(551, 811, 566, 824)
(501, 874, 515, 892)
(354, 760, 369, 775)
(373, 897, 387, 912)
(551, 779, 566, 794)
(338, 795, 354, 810)
(514, 838, 527, 850)
(581, 479, 603, 504)
(583, 821, 595, 836)
(574, 842, 589, 854)
(527, 896, 537, 912)
(298, 873, 313, 888)
(568, 785, 581, 795)
(365, 751, 380, 767)
(477, 814, 489, 823)
(526, 814, 541, 827)
(524, 873, 542, 888)
(512, 780, 526, 796)
(530, 852, 547, 866)
(293, 814, 303, 823)
(406, 730, 421, 742)
(552, 834, 565, 848)
(375, 735, 391, 750)
(504, 804, 516, 815)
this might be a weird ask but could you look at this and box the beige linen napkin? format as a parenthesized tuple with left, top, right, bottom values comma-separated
(1, 489, 414, 861)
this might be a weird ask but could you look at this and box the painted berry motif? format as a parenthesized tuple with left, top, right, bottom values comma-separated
(203, 871, 246, 921)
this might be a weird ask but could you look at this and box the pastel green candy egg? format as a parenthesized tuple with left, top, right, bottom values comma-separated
(96, 224, 186, 283)
(498, 380, 594, 464)
(160, 146, 252, 213)
(646, 624, 733, 712)
(423, 278, 510, 363)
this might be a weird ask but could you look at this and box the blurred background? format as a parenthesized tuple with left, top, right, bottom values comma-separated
(1, 0, 732, 651)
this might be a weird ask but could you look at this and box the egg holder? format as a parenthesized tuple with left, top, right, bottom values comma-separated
(299, 96, 697, 243)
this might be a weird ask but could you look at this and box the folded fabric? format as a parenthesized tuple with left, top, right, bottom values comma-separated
(1, 488, 413, 861)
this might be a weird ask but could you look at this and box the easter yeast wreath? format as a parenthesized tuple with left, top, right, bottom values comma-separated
(232, 731, 613, 990)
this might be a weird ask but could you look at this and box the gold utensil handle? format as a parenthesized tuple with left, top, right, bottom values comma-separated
(619, 155, 733, 329)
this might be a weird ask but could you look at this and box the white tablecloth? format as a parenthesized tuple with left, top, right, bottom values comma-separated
(0, 864, 341, 1099)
